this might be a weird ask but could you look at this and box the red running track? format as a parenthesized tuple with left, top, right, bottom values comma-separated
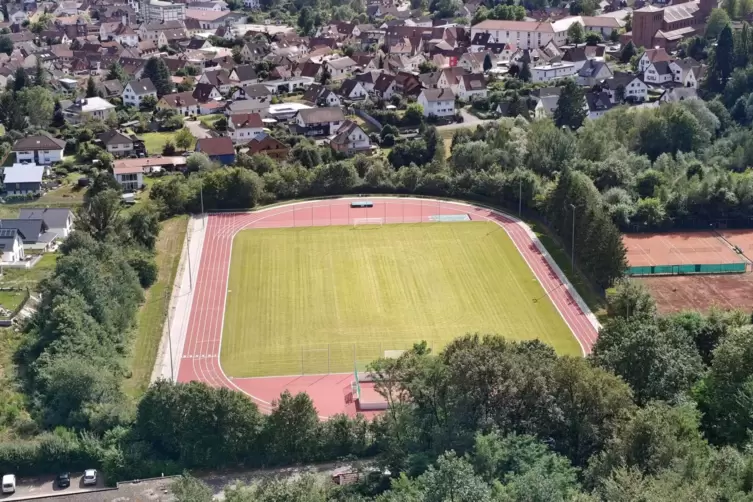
(176, 198, 599, 417)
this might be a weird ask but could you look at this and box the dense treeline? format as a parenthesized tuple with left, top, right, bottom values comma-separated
(160, 281, 753, 501)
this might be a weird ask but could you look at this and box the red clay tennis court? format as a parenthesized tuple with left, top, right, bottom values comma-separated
(623, 232, 742, 267)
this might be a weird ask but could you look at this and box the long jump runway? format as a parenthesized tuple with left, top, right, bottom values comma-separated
(175, 198, 599, 417)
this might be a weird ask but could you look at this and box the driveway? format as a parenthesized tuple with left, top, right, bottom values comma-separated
(185, 120, 213, 139)
(436, 109, 495, 132)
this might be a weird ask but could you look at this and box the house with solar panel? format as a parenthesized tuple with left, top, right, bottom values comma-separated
(0, 228, 24, 263)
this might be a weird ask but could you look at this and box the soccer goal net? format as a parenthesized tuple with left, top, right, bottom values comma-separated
(353, 218, 384, 227)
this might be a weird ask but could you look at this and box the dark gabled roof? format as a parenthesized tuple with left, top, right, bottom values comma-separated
(297, 106, 346, 124)
(460, 73, 485, 91)
(337, 79, 363, 97)
(196, 137, 234, 156)
(202, 69, 231, 87)
(232, 64, 257, 82)
(302, 83, 329, 103)
(12, 134, 66, 151)
(241, 83, 271, 98)
(99, 79, 124, 96)
(98, 130, 134, 145)
(586, 91, 613, 113)
(0, 219, 47, 242)
(159, 91, 198, 108)
(18, 208, 72, 229)
(373, 73, 395, 92)
(651, 61, 672, 75)
(578, 59, 610, 78)
(127, 78, 157, 95)
(192, 83, 219, 102)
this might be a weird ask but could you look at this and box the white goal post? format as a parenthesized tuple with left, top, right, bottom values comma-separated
(353, 218, 384, 227)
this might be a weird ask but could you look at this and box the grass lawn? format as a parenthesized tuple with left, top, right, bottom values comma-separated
(221, 221, 579, 377)
(0, 253, 58, 289)
(125, 216, 188, 397)
(198, 114, 222, 129)
(141, 132, 178, 155)
(0, 289, 26, 317)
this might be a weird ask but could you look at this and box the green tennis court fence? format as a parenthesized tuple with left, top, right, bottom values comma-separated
(628, 262, 747, 276)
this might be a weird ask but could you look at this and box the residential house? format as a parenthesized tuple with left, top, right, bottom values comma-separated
(531, 62, 576, 83)
(393, 71, 422, 96)
(531, 87, 561, 116)
(337, 79, 368, 100)
(192, 82, 223, 103)
(325, 57, 358, 80)
(247, 133, 289, 159)
(185, 8, 231, 30)
(12, 135, 65, 165)
(227, 113, 264, 143)
(577, 59, 612, 86)
(138, 21, 187, 42)
(98, 130, 136, 157)
(373, 73, 397, 100)
(65, 97, 117, 124)
(239, 42, 267, 62)
(230, 83, 272, 107)
(113, 164, 143, 192)
(97, 79, 125, 99)
(417, 88, 456, 118)
(225, 98, 270, 117)
(18, 208, 74, 239)
(670, 58, 703, 88)
(0, 219, 55, 250)
(637, 47, 672, 73)
(229, 64, 258, 87)
(2, 165, 44, 195)
(123, 78, 158, 108)
(457, 73, 487, 100)
(585, 91, 613, 120)
(113, 24, 139, 46)
(302, 84, 342, 107)
(199, 69, 232, 93)
(330, 120, 372, 156)
(604, 72, 649, 103)
(157, 92, 199, 116)
(459, 52, 493, 73)
(0, 228, 25, 263)
(643, 61, 675, 85)
(295, 107, 346, 136)
(195, 137, 236, 165)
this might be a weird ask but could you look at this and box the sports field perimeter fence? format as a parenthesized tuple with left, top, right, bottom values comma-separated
(627, 262, 748, 276)
(242, 339, 440, 378)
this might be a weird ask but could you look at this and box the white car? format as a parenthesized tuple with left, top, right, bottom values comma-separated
(83, 469, 97, 486)
(1, 474, 15, 494)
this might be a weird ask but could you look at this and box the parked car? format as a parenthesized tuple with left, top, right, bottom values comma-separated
(2, 474, 15, 494)
(83, 469, 97, 486)
(56, 472, 70, 488)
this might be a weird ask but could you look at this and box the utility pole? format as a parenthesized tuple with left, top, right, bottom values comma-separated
(186, 230, 193, 292)
(200, 178, 205, 228)
(570, 203, 576, 271)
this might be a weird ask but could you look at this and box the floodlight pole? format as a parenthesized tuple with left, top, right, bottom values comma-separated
(569, 203, 576, 270)
(186, 231, 193, 292)
(200, 178, 205, 228)
(518, 177, 522, 216)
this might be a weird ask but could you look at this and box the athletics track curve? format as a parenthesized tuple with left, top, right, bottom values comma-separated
(176, 198, 600, 418)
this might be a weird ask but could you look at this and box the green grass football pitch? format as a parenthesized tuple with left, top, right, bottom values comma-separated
(220, 222, 580, 377)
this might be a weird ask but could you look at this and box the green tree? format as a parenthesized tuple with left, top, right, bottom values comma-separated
(86, 76, 98, 98)
(75, 189, 124, 241)
(708, 23, 734, 92)
(263, 391, 319, 464)
(106, 62, 129, 83)
(126, 204, 161, 250)
(606, 279, 657, 320)
(567, 22, 585, 44)
(174, 127, 195, 151)
(620, 41, 637, 64)
(554, 80, 587, 130)
(297, 6, 314, 35)
(518, 60, 531, 82)
(171, 475, 213, 502)
(143, 57, 173, 97)
(706, 8, 731, 38)
(585, 31, 604, 45)
(483, 53, 493, 72)
(12, 67, 27, 92)
(592, 317, 704, 404)
(0, 34, 12, 55)
(18, 86, 54, 129)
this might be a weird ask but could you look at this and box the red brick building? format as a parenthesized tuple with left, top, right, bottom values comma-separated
(628, 0, 715, 49)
